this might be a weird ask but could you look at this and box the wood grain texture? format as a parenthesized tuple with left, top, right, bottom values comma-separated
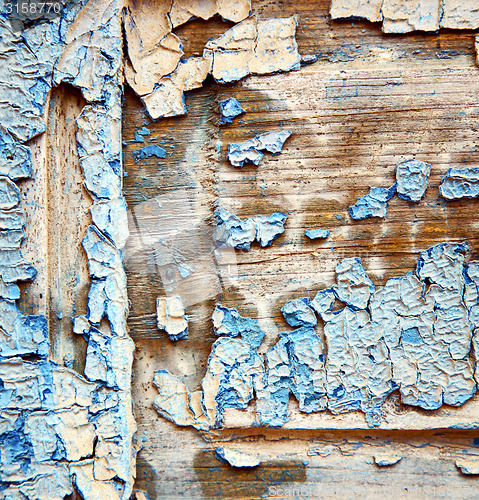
(122, 0, 479, 497)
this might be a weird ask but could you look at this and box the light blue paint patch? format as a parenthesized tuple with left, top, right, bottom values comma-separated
(401, 327, 422, 344)
(212, 303, 265, 349)
(396, 159, 431, 202)
(284, 327, 327, 412)
(439, 167, 479, 200)
(305, 228, 329, 240)
(134, 126, 150, 143)
(132, 144, 167, 162)
(281, 298, 317, 328)
(349, 184, 396, 220)
(218, 98, 245, 125)
(227, 131, 291, 167)
(214, 209, 288, 250)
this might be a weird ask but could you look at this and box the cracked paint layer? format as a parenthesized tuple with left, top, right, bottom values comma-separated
(215, 447, 260, 467)
(439, 167, 479, 200)
(202, 337, 264, 427)
(123, 0, 251, 99)
(212, 303, 265, 348)
(154, 242, 478, 430)
(214, 208, 288, 250)
(349, 184, 396, 220)
(381, 0, 441, 33)
(0, 300, 48, 358)
(219, 98, 245, 125)
(157, 296, 189, 341)
(126, 12, 300, 119)
(205, 17, 301, 84)
(334, 258, 375, 310)
(396, 159, 431, 202)
(281, 298, 317, 327)
(305, 228, 330, 240)
(330, 0, 479, 32)
(227, 130, 292, 167)
(0, 0, 135, 497)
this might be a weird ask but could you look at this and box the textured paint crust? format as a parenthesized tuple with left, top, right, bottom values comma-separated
(0, 0, 135, 498)
(154, 242, 479, 431)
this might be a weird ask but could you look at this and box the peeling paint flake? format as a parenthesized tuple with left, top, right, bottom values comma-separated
(215, 447, 260, 468)
(0, 127, 32, 180)
(169, 0, 251, 27)
(157, 296, 188, 341)
(153, 370, 208, 430)
(330, 0, 383, 22)
(204, 17, 300, 84)
(90, 198, 129, 250)
(219, 98, 245, 125)
(396, 159, 431, 202)
(0, 249, 37, 284)
(214, 208, 287, 250)
(0, 300, 48, 358)
(227, 130, 291, 167)
(141, 56, 211, 119)
(286, 327, 327, 413)
(310, 288, 335, 320)
(132, 144, 167, 162)
(349, 184, 396, 220)
(76, 105, 121, 200)
(374, 456, 402, 467)
(214, 208, 255, 250)
(124, 0, 183, 97)
(441, 0, 479, 29)
(0, 178, 21, 210)
(281, 298, 317, 328)
(456, 459, 479, 475)
(212, 303, 265, 348)
(334, 257, 375, 310)
(439, 167, 479, 200)
(202, 337, 264, 427)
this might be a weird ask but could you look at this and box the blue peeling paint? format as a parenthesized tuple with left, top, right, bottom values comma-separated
(305, 228, 329, 240)
(218, 98, 245, 125)
(439, 167, 479, 200)
(281, 298, 317, 328)
(132, 145, 167, 162)
(349, 184, 396, 220)
(212, 303, 265, 349)
(227, 131, 291, 167)
(214, 209, 288, 250)
(396, 159, 431, 202)
(134, 126, 150, 143)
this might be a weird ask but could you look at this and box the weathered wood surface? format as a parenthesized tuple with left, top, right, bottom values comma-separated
(122, 0, 479, 497)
